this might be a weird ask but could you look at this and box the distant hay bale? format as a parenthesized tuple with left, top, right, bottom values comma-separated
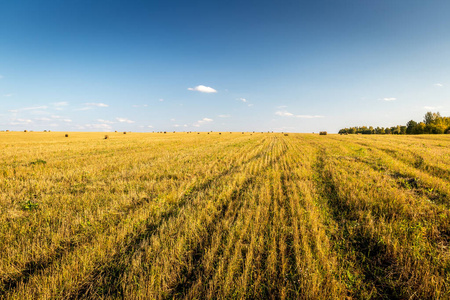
(219, 132, 221, 135)
(65, 134, 69, 137)
(284, 133, 288, 136)
(115, 130, 117, 132)
(104, 135, 109, 139)
(43, 130, 47, 132)
(242, 132, 244, 134)
(164, 131, 167, 134)
(207, 132, 210, 134)
(24, 130, 27, 132)
(173, 131, 175, 133)
(6, 130, 9, 132)
(319, 131, 327, 135)
(123, 132, 127, 134)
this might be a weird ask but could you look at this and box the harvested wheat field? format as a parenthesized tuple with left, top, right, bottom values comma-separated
(1, 132, 450, 299)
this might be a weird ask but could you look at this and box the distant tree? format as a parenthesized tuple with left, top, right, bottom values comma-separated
(400, 126, 407, 134)
(406, 120, 418, 134)
(424, 111, 441, 125)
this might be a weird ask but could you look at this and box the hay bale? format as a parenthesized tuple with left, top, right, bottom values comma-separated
(24, 130, 27, 132)
(219, 132, 221, 135)
(319, 131, 327, 135)
(65, 134, 69, 137)
(123, 132, 127, 134)
(115, 131, 117, 132)
(284, 133, 288, 136)
(104, 135, 109, 139)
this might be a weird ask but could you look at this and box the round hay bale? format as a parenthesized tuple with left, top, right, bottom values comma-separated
(104, 135, 109, 139)
(123, 132, 127, 134)
(24, 130, 27, 132)
(65, 134, 69, 137)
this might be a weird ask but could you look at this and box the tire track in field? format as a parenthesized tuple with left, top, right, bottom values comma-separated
(350, 139, 450, 182)
(64, 137, 281, 299)
(0, 137, 267, 297)
(329, 137, 450, 208)
(169, 138, 290, 299)
(314, 147, 403, 299)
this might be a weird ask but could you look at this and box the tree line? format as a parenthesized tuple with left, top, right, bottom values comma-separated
(338, 112, 450, 135)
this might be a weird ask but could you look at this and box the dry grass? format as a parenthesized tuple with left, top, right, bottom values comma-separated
(0, 132, 449, 299)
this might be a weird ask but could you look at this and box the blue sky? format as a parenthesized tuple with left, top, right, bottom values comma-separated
(1, 0, 449, 132)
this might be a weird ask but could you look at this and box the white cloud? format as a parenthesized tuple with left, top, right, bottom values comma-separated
(62, 119, 72, 122)
(218, 114, 231, 118)
(35, 117, 51, 121)
(382, 97, 396, 101)
(116, 117, 135, 123)
(84, 102, 109, 107)
(3, 93, 13, 97)
(237, 98, 247, 103)
(97, 119, 115, 124)
(193, 117, 213, 127)
(296, 115, 324, 119)
(423, 106, 442, 110)
(75, 107, 92, 111)
(85, 123, 112, 130)
(9, 118, 33, 125)
(132, 104, 149, 108)
(53, 101, 69, 106)
(275, 111, 294, 117)
(8, 105, 48, 113)
(147, 125, 154, 128)
(275, 111, 323, 118)
(188, 85, 217, 93)
(159, 99, 164, 102)
(434, 83, 444, 87)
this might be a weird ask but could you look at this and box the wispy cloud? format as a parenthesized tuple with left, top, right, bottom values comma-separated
(53, 101, 69, 106)
(275, 111, 294, 117)
(116, 117, 135, 123)
(188, 85, 217, 93)
(193, 117, 213, 127)
(275, 111, 324, 118)
(218, 114, 231, 118)
(84, 123, 112, 130)
(8, 106, 48, 113)
(434, 83, 444, 87)
(296, 115, 324, 119)
(97, 119, 115, 124)
(159, 98, 164, 102)
(132, 104, 148, 108)
(381, 97, 396, 101)
(9, 118, 33, 125)
(423, 106, 442, 110)
(3, 93, 13, 97)
(84, 102, 109, 107)
(237, 98, 247, 103)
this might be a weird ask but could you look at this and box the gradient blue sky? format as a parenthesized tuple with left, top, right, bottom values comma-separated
(1, 0, 449, 132)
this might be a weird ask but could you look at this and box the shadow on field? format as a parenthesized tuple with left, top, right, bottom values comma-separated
(314, 148, 403, 300)
(67, 138, 287, 299)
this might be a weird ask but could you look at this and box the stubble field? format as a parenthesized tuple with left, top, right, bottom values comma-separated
(0, 132, 449, 299)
